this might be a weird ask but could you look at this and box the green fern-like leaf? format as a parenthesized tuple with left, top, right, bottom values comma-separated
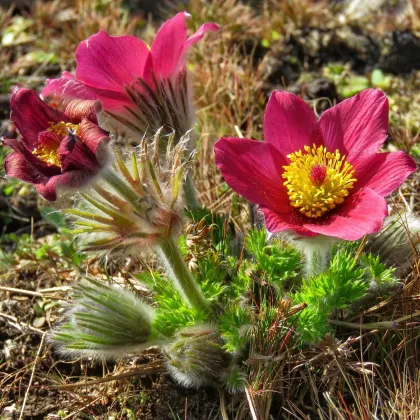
(137, 271, 208, 337)
(246, 229, 301, 286)
(218, 305, 252, 354)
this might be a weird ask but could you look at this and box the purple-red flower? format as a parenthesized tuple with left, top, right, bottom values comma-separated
(1, 88, 110, 201)
(214, 89, 417, 241)
(41, 12, 218, 140)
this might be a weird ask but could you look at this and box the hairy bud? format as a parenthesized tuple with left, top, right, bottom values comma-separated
(165, 325, 230, 388)
(65, 129, 192, 256)
(49, 278, 157, 359)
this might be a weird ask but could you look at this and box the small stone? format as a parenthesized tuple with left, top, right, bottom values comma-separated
(32, 316, 46, 328)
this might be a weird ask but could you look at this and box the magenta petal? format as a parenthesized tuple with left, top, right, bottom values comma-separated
(214, 137, 292, 213)
(179, 21, 219, 69)
(260, 206, 317, 237)
(263, 91, 318, 158)
(42, 72, 132, 110)
(75, 30, 149, 92)
(184, 22, 219, 49)
(303, 188, 388, 240)
(355, 151, 416, 197)
(42, 71, 98, 100)
(318, 89, 388, 168)
(10, 88, 68, 148)
(148, 12, 188, 80)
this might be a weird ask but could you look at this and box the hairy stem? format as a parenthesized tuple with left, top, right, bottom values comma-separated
(157, 236, 210, 313)
(303, 247, 329, 277)
(183, 174, 199, 210)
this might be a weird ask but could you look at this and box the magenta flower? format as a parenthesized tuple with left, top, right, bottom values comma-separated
(41, 12, 219, 142)
(1, 88, 110, 201)
(214, 89, 417, 241)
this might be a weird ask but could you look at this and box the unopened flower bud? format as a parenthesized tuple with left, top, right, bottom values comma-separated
(66, 129, 192, 256)
(165, 325, 230, 388)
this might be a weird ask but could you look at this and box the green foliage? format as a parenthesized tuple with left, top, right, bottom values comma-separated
(323, 63, 392, 98)
(293, 245, 397, 343)
(223, 256, 253, 302)
(222, 365, 246, 392)
(194, 252, 227, 301)
(360, 253, 397, 289)
(185, 207, 232, 255)
(245, 228, 301, 287)
(0, 232, 85, 267)
(137, 272, 208, 338)
(39, 207, 70, 233)
(218, 305, 251, 354)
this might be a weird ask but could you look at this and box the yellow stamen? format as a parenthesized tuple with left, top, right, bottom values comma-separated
(282, 144, 357, 218)
(47, 121, 80, 137)
(33, 143, 62, 167)
(32, 121, 80, 167)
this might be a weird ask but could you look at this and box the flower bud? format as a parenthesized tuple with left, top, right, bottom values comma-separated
(366, 212, 420, 276)
(66, 129, 191, 256)
(165, 325, 230, 388)
(50, 278, 156, 359)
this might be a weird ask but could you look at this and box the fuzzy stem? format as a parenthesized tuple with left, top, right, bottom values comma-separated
(183, 174, 199, 210)
(303, 246, 329, 277)
(157, 236, 210, 313)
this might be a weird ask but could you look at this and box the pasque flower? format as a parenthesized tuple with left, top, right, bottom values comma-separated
(41, 12, 219, 144)
(1, 88, 110, 201)
(214, 89, 416, 241)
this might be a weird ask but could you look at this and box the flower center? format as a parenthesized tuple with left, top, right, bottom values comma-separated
(32, 121, 80, 167)
(282, 144, 357, 218)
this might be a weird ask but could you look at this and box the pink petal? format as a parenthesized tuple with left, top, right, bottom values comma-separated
(318, 89, 388, 168)
(148, 13, 217, 80)
(184, 22, 219, 49)
(179, 21, 219, 66)
(10, 88, 68, 148)
(42, 72, 132, 110)
(263, 91, 318, 158)
(214, 137, 292, 213)
(355, 151, 416, 197)
(75, 30, 150, 92)
(260, 206, 317, 237)
(42, 71, 98, 100)
(303, 188, 388, 240)
(148, 12, 188, 80)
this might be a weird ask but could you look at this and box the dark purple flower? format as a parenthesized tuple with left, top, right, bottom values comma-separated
(2, 88, 110, 201)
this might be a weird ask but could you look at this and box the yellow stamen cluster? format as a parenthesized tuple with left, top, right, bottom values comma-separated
(32, 121, 80, 167)
(48, 121, 80, 137)
(282, 144, 356, 218)
(33, 143, 62, 167)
